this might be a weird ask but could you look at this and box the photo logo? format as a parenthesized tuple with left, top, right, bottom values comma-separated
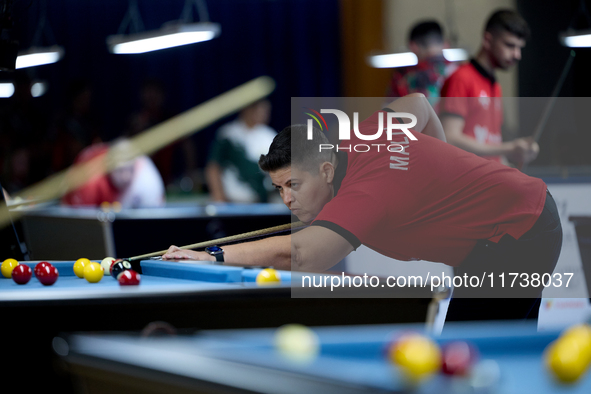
(303, 108, 328, 132)
(305, 109, 417, 142)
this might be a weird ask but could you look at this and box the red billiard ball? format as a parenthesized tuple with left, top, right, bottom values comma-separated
(34, 262, 51, 278)
(36, 263, 59, 286)
(12, 264, 32, 285)
(118, 269, 140, 286)
(441, 341, 478, 376)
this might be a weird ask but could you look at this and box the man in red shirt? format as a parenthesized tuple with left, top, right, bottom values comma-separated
(164, 94, 562, 320)
(440, 9, 538, 165)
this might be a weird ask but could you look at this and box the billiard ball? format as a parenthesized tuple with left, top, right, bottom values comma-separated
(84, 262, 104, 283)
(12, 264, 32, 285)
(36, 263, 59, 286)
(274, 324, 319, 363)
(111, 260, 132, 280)
(256, 268, 281, 285)
(469, 359, 501, 391)
(441, 341, 478, 376)
(108, 259, 122, 275)
(545, 323, 591, 383)
(101, 257, 116, 274)
(388, 333, 441, 382)
(118, 269, 140, 286)
(1, 258, 19, 278)
(34, 262, 51, 278)
(73, 258, 90, 278)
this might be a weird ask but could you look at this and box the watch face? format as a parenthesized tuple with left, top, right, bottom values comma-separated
(206, 246, 223, 254)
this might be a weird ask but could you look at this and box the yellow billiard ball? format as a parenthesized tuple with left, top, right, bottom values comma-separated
(73, 258, 91, 278)
(84, 262, 104, 283)
(389, 334, 441, 382)
(1, 258, 19, 278)
(256, 268, 281, 285)
(545, 323, 591, 383)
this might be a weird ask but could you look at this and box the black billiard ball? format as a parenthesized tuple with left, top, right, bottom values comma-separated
(111, 260, 132, 280)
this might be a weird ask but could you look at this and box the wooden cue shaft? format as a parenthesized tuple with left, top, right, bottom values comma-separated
(128, 221, 306, 261)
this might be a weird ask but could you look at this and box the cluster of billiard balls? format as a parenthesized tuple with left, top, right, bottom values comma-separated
(1, 257, 140, 286)
(387, 332, 500, 388)
(1, 259, 59, 285)
(74, 257, 140, 285)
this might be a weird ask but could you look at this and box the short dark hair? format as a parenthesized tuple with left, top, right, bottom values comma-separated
(409, 20, 443, 47)
(485, 9, 530, 40)
(259, 124, 332, 173)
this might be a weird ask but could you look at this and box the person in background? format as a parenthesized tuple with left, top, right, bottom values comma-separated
(62, 140, 165, 208)
(127, 78, 197, 187)
(440, 9, 538, 166)
(50, 79, 102, 173)
(205, 100, 276, 203)
(386, 20, 455, 106)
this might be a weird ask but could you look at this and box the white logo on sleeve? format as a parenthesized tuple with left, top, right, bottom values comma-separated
(474, 125, 489, 143)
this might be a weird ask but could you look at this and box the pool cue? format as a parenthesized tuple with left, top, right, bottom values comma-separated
(128, 221, 306, 262)
(518, 50, 575, 171)
(425, 284, 452, 334)
(0, 76, 275, 230)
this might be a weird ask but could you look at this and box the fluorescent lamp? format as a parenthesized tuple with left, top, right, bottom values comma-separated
(368, 52, 418, 68)
(443, 48, 469, 62)
(107, 22, 220, 54)
(368, 48, 468, 68)
(560, 29, 591, 47)
(15, 46, 64, 69)
(0, 83, 15, 98)
(31, 82, 48, 97)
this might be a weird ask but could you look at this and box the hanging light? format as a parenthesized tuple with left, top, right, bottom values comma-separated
(0, 83, 15, 98)
(367, 48, 468, 69)
(560, 0, 591, 48)
(16, 1, 64, 69)
(107, 0, 220, 54)
(560, 29, 591, 48)
(16, 45, 64, 69)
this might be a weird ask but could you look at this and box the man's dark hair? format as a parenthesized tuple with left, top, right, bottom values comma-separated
(408, 20, 443, 47)
(485, 9, 530, 40)
(259, 124, 332, 173)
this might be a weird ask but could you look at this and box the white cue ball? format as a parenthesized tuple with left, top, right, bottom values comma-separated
(274, 324, 320, 363)
(101, 257, 116, 274)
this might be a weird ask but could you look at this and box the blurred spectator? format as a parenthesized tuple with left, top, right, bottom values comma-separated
(440, 9, 538, 166)
(206, 100, 276, 203)
(127, 78, 197, 187)
(386, 20, 456, 105)
(50, 79, 102, 173)
(0, 73, 50, 192)
(62, 140, 165, 208)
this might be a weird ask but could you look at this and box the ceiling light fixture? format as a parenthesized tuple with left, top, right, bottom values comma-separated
(560, 0, 591, 48)
(107, 0, 220, 54)
(16, 1, 64, 69)
(367, 48, 468, 69)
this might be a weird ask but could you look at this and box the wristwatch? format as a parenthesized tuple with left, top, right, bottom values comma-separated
(205, 246, 224, 264)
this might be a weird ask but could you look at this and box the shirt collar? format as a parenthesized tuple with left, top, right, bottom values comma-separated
(470, 58, 496, 84)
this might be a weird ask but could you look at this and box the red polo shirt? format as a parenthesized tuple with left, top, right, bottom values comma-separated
(312, 109, 546, 266)
(440, 59, 503, 162)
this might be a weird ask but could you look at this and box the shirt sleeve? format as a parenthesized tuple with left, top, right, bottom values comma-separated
(311, 189, 383, 250)
(440, 73, 470, 118)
